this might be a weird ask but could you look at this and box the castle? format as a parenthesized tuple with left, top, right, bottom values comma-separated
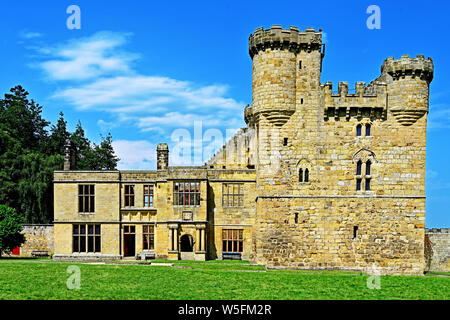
(53, 25, 434, 275)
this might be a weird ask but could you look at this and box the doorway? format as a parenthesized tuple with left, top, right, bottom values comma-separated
(180, 234, 193, 252)
(123, 225, 136, 257)
(180, 234, 194, 260)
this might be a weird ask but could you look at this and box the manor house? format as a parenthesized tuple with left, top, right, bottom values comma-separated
(53, 25, 433, 275)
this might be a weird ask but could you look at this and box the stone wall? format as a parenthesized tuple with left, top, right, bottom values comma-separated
(425, 228, 450, 272)
(15, 225, 54, 257)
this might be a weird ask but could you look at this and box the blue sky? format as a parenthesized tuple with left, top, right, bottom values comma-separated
(0, 0, 448, 227)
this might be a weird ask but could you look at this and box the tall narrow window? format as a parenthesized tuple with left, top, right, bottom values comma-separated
(78, 185, 95, 213)
(143, 225, 155, 250)
(299, 60, 302, 70)
(356, 160, 362, 176)
(365, 178, 371, 191)
(299, 168, 303, 183)
(144, 185, 154, 207)
(365, 124, 371, 136)
(283, 138, 288, 146)
(366, 161, 371, 176)
(124, 185, 135, 207)
(356, 124, 362, 136)
(353, 226, 358, 239)
(304, 169, 309, 182)
(356, 178, 362, 191)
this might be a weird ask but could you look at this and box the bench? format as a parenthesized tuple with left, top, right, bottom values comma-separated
(31, 251, 49, 258)
(136, 252, 156, 260)
(222, 252, 242, 260)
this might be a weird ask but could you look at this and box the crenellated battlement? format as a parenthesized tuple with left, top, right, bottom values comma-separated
(321, 81, 387, 121)
(249, 25, 323, 59)
(382, 54, 434, 82)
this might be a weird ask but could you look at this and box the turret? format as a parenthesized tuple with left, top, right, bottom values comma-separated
(382, 55, 434, 126)
(249, 25, 324, 126)
(157, 143, 169, 170)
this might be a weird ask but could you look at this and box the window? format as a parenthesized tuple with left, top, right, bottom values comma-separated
(299, 60, 302, 70)
(222, 229, 243, 253)
(143, 225, 155, 250)
(124, 185, 135, 207)
(353, 226, 358, 239)
(365, 178, 371, 191)
(222, 183, 244, 207)
(356, 160, 362, 176)
(78, 185, 95, 213)
(283, 138, 288, 146)
(366, 161, 371, 176)
(356, 178, 362, 191)
(365, 124, 371, 136)
(356, 159, 372, 191)
(144, 185, 154, 207)
(174, 181, 200, 206)
(356, 124, 362, 136)
(357, 123, 371, 137)
(73, 224, 101, 253)
(299, 168, 309, 183)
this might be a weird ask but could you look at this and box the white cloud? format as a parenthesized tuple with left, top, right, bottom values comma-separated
(27, 31, 247, 168)
(37, 31, 137, 81)
(20, 31, 44, 39)
(112, 140, 156, 170)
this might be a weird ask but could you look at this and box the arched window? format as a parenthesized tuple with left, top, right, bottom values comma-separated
(299, 169, 303, 183)
(356, 124, 362, 136)
(356, 160, 362, 176)
(366, 161, 371, 176)
(304, 169, 309, 182)
(365, 124, 371, 136)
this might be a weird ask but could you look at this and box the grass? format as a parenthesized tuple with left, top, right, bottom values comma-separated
(0, 258, 448, 300)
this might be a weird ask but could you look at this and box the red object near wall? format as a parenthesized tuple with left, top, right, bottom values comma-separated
(12, 246, 20, 255)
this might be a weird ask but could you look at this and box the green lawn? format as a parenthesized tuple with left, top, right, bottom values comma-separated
(0, 258, 448, 300)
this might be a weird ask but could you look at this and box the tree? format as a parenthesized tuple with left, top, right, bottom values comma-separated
(70, 120, 92, 170)
(47, 111, 70, 156)
(0, 205, 25, 257)
(91, 133, 120, 170)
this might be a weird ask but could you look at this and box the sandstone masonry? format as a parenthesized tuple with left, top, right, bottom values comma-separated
(50, 25, 436, 275)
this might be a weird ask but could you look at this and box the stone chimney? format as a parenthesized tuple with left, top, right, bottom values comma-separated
(157, 143, 169, 170)
(64, 139, 76, 170)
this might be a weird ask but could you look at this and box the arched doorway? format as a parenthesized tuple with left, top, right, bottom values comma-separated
(180, 234, 193, 252)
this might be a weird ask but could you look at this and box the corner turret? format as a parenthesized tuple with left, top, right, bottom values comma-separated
(382, 55, 434, 126)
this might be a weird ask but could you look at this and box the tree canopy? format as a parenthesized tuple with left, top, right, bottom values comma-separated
(0, 85, 120, 223)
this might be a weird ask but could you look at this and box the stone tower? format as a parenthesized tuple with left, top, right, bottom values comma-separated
(248, 25, 433, 275)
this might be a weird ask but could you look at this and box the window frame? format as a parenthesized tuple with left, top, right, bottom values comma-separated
(142, 224, 155, 250)
(173, 181, 201, 207)
(222, 183, 244, 208)
(143, 184, 154, 208)
(73, 224, 101, 253)
(222, 229, 243, 253)
(124, 185, 135, 208)
(78, 184, 95, 214)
